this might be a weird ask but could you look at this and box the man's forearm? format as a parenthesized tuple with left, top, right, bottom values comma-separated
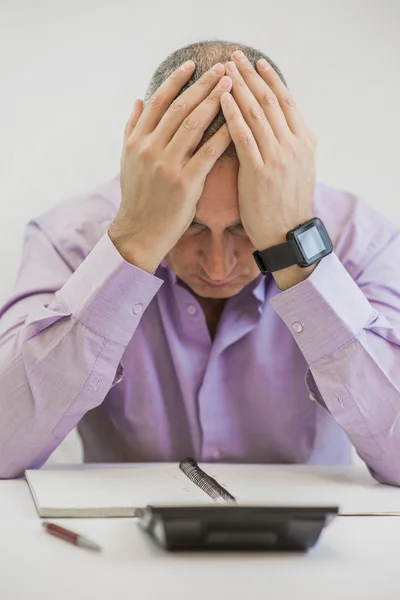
(270, 251, 400, 486)
(0, 231, 163, 478)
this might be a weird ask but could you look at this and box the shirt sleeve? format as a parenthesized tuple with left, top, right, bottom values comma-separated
(0, 223, 163, 478)
(270, 235, 400, 487)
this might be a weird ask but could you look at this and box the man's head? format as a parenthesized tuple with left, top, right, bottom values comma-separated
(163, 159, 261, 299)
(144, 40, 287, 299)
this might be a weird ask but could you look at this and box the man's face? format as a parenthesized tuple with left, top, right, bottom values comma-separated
(164, 159, 261, 299)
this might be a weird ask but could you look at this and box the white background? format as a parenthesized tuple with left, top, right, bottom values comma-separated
(1, 0, 399, 463)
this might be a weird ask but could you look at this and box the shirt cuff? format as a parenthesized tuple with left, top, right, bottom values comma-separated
(59, 231, 163, 345)
(269, 252, 375, 364)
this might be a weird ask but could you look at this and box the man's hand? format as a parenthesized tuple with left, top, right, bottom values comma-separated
(220, 51, 318, 290)
(109, 61, 233, 273)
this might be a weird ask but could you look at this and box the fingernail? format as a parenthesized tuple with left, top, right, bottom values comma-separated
(218, 76, 231, 88)
(181, 60, 195, 71)
(232, 50, 245, 61)
(212, 63, 225, 75)
(258, 59, 271, 71)
(226, 61, 237, 73)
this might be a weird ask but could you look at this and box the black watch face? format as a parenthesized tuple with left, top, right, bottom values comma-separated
(292, 218, 333, 266)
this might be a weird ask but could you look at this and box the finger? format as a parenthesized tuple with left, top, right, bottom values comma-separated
(219, 93, 263, 170)
(184, 123, 233, 181)
(255, 58, 309, 136)
(124, 99, 144, 143)
(133, 60, 196, 137)
(151, 63, 227, 148)
(165, 75, 233, 161)
(229, 54, 290, 144)
(226, 60, 281, 160)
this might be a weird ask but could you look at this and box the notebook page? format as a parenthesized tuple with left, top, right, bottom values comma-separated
(204, 464, 400, 515)
(25, 463, 213, 517)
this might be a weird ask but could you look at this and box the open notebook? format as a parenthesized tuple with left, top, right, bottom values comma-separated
(25, 460, 400, 518)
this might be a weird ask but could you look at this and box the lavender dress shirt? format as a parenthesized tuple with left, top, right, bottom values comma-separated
(1, 175, 400, 483)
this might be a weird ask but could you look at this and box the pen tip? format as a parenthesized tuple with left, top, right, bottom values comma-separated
(78, 537, 102, 552)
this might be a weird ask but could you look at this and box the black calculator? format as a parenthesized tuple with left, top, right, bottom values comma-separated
(136, 504, 338, 551)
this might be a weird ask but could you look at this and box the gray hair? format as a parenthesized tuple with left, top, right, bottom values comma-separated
(143, 39, 288, 161)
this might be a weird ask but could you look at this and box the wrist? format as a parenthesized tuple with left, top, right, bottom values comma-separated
(254, 214, 314, 252)
(254, 214, 320, 289)
(272, 262, 318, 291)
(108, 226, 163, 274)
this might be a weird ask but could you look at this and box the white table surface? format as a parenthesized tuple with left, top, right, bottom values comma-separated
(2, 472, 400, 600)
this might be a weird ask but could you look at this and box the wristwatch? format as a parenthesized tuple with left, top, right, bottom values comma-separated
(253, 217, 333, 274)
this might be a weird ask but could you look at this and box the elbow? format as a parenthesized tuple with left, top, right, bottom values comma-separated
(0, 463, 26, 480)
(368, 464, 400, 488)
(0, 451, 47, 480)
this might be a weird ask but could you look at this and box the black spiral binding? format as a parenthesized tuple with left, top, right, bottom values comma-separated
(179, 457, 237, 504)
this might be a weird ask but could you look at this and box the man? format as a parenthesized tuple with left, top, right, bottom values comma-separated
(1, 40, 400, 483)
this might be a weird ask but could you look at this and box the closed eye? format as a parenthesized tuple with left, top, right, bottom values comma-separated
(188, 222, 203, 228)
(188, 222, 245, 232)
(229, 224, 246, 234)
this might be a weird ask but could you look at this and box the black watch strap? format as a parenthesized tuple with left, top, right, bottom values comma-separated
(253, 239, 302, 273)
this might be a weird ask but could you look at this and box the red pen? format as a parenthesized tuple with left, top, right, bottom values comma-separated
(42, 521, 102, 552)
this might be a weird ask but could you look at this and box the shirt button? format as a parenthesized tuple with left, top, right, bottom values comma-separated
(292, 321, 304, 333)
(187, 305, 197, 316)
(133, 303, 143, 315)
(213, 449, 221, 460)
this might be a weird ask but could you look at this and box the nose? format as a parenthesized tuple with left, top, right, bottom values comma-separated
(199, 235, 237, 282)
